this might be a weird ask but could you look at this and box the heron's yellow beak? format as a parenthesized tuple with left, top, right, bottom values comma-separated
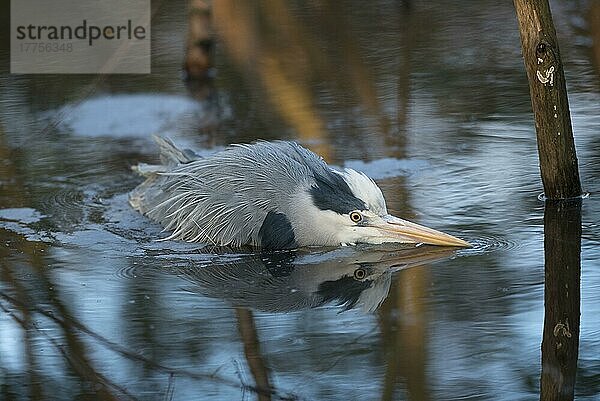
(373, 215, 471, 247)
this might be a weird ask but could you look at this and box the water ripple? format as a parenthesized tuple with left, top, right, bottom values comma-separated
(48, 187, 86, 211)
(458, 234, 521, 256)
(114, 263, 143, 279)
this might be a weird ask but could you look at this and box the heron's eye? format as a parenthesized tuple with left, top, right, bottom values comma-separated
(354, 268, 367, 280)
(349, 211, 363, 223)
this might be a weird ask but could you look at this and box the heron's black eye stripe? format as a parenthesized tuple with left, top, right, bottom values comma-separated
(350, 211, 362, 223)
(309, 172, 366, 214)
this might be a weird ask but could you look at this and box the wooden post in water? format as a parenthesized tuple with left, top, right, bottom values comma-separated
(514, 3, 583, 399)
(513, 0, 582, 199)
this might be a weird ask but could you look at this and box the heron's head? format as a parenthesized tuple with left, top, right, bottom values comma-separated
(292, 168, 470, 247)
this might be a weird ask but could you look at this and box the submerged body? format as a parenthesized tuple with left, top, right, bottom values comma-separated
(129, 137, 469, 249)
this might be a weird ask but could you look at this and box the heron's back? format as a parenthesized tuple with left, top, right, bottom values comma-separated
(129, 138, 324, 248)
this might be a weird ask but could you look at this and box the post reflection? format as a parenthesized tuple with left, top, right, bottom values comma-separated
(540, 199, 582, 401)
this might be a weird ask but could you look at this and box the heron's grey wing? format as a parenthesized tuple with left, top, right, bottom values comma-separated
(129, 136, 200, 214)
(154, 135, 201, 165)
(130, 140, 320, 248)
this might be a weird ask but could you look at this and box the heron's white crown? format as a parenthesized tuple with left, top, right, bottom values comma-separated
(336, 168, 387, 214)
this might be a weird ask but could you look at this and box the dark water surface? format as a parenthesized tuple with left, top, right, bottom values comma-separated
(1, 1, 600, 400)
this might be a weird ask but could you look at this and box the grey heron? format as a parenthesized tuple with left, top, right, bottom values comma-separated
(129, 137, 470, 249)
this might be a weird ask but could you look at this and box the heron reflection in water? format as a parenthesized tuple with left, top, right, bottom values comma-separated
(177, 245, 456, 312)
(129, 137, 469, 249)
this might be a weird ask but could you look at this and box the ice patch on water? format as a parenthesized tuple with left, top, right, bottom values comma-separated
(0, 208, 45, 224)
(0, 208, 51, 242)
(50, 94, 219, 138)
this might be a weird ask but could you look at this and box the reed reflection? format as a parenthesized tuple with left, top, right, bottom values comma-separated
(209, 0, 395, 160)
(235, 308, 273, 401)
(0, 231, 124, 401)
(540, 199, 582, 401)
